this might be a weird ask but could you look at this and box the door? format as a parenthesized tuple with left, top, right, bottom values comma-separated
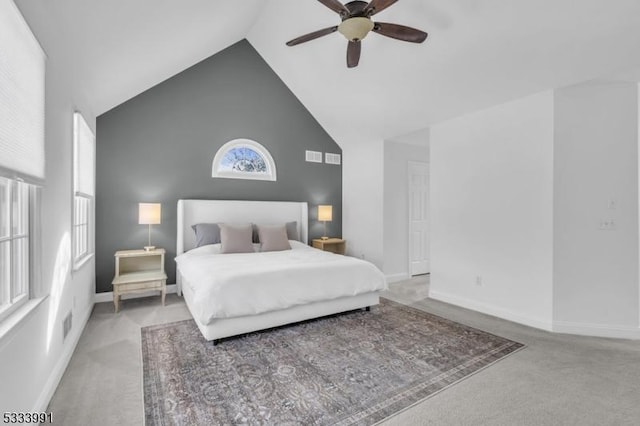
(408, 161, 429, 275)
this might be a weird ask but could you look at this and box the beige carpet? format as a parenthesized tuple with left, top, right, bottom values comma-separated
(46, 277, 640, 425)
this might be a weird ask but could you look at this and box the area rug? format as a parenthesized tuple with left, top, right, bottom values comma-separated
(142, 299, 524, 425)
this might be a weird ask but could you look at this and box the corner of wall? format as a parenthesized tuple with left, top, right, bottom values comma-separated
(552, 80, 640, 332)
(429, 90, 555, 329)
(342, 138, 384, 268)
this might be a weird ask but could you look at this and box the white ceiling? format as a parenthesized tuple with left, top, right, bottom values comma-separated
(25, 0, 640, 143)
(38, 0, 265, 117)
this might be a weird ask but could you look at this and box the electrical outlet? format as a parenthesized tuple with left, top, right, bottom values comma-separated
(475, 275, 483, 286)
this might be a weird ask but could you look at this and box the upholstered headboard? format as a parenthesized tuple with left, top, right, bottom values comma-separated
(176, 199, 309, 255)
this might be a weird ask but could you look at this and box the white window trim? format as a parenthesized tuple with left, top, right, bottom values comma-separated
(0, 179, 34, 324)
(0, 296, 46, 344)
(72, 193, 93, 270)
(0, 1, 45, 329)
(72, 112, 95, 270)
(212, 139, 277, 181)
(73, 251, 94, 272)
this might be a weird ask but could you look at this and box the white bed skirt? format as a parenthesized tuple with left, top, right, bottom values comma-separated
(180, 269, 380, 341)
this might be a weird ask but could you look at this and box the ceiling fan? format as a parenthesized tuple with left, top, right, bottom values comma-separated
(286, 0, 428, 68)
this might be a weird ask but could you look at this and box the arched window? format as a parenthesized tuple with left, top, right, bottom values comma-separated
(212, 139, 276, 181)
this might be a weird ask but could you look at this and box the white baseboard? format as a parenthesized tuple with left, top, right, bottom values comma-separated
(94, 284, 178, 304)
(429, 289, 554, 332)
(385, 273, 411, 283)
(33, 302, 94, 411)
(553, 320, 640, 340)
(33, 283, 181, 411)
(430, 290, 640, 340)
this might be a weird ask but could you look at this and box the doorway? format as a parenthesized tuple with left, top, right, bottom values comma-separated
(408, 161, 429, 275)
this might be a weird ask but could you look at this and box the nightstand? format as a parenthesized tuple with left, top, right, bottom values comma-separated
(112, 248, 167, 313)
(312, 238, 346, 255)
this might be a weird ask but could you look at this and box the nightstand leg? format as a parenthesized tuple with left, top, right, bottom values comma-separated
(161, 283, 166, 306)
(114, 290, 120, 313)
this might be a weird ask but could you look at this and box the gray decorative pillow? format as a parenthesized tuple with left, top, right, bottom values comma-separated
(219, 223, 254, 254)
(252, 221, 299, 243)
(285, 221, 299, 241)
(258, 225, 291, 252)
(191, 223, 221, 247)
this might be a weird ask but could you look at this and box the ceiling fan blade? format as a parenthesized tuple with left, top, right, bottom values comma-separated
(286, 26, 338, 46)
(347, 40, 361, 68)
(373, 22, 428, 43)
(364, 0, 399, 16)
(317, 0, 349, 16)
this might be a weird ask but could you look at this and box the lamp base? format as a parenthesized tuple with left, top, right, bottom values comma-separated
(144, 246, 156, 252)
(320, 236, 329, 240)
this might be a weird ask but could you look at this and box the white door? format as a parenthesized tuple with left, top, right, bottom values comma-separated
(408, 161, 429, 275)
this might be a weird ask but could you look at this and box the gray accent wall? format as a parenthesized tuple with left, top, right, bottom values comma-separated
(96, 40, 342, 293)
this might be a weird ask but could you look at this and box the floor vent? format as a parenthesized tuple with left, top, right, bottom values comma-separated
(63, 311, 73, 341)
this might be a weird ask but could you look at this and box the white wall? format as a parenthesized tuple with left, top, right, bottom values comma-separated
(383, 139, 429, 281)
(429, 91, 555, 330)
(342, 137, 384, 268)
(0, 1, 95, 411)
(553, 80, 639, 335)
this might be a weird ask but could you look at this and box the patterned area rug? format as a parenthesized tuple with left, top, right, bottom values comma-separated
(142, 299, 524, 425)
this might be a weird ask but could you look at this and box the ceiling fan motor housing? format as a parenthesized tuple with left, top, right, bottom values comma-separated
(342, 0, 370, 17)
(338, 1, 374, 41)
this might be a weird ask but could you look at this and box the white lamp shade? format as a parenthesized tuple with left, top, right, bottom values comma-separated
(318, 205, 333, 222)
(139, 203, 161, 225)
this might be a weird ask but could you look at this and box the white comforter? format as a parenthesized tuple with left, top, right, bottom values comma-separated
(175, 241, 387, 325)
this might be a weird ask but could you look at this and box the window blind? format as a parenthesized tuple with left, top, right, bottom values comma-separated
(73, 113, 95, 196)
(0, 0, 45, 182)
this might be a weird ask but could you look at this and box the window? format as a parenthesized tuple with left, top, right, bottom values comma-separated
(0, 0, 46, 182)
(0, 177, 31, 322)
(212, 139, 277, 181)
(0, 0, 45, 322)
(73, 195, 90, 263)
(73, 113, 95, 268)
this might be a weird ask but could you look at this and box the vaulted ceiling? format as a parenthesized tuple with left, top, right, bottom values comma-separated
(22, 0, 640, 144)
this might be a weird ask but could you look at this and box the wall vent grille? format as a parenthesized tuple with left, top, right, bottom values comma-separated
(305, 150, 323, 163)
(325, 153, 341, 165)
(63, 311, 72, 341)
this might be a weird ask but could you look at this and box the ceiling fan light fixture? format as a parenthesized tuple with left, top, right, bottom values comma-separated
(286, 0, 428, 68)
(338, 17, 374, 41)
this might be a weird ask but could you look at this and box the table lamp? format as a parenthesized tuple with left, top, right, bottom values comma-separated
(139, 203, 161, 251)
(318, 205, 332, 240)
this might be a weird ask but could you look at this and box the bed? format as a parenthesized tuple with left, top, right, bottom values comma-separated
(175, 199, 387, 342)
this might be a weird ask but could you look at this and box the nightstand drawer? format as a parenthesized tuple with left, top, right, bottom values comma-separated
(312, 238, 346, 255)
(115, 280, 164, 293)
